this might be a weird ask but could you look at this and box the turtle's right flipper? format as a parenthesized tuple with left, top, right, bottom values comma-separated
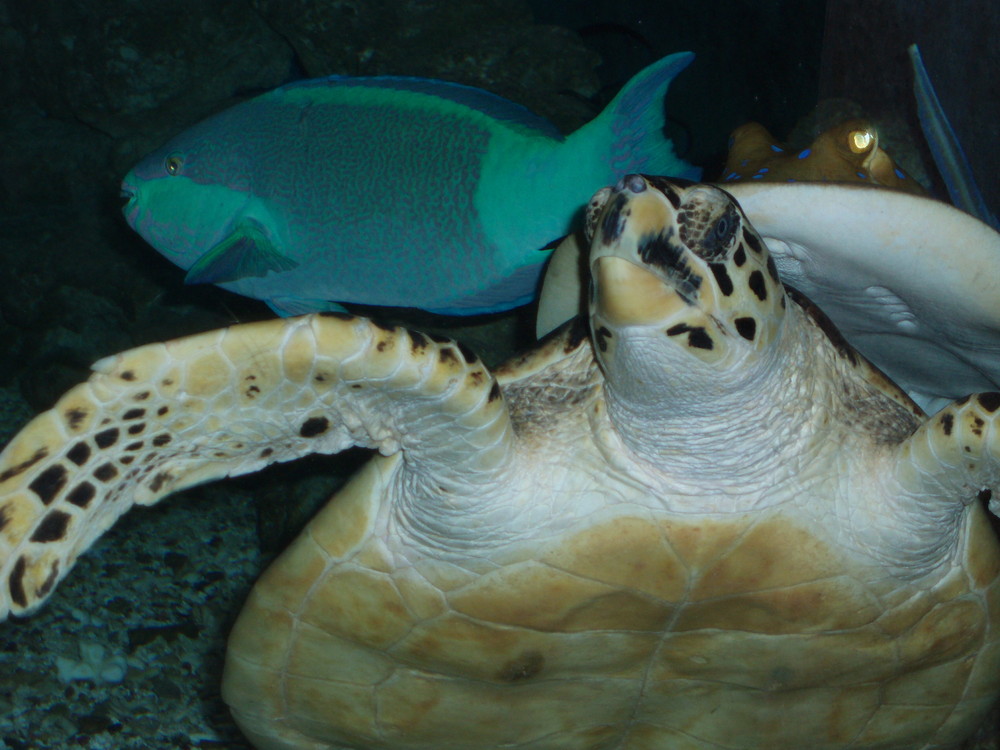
(0, 314, 513, 620)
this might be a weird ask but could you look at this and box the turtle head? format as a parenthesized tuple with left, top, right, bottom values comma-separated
(588, 175, 786, 369)
(586, 175, 792, 424)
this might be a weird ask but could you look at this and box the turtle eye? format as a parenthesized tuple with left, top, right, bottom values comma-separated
(164, 154, 184, 176)
(714, 215, 731, 241)
(710, 206, 738, 249)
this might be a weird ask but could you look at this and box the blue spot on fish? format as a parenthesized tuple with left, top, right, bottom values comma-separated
(797, 149, 811, 159)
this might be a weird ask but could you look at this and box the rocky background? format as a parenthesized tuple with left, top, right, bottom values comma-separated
(5, 1, 996, 748)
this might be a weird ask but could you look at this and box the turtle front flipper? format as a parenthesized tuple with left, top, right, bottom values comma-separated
(889, 393, 1000, 549)
(0, 313, 513, 619)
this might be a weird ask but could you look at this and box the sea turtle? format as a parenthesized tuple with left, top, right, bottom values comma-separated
(2, 176, 1000, 749)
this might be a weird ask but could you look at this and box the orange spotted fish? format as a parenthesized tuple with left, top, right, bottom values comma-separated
(720, 119, 924, 194)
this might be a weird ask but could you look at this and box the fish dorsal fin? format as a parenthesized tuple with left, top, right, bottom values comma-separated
(282, 75, 565, 140)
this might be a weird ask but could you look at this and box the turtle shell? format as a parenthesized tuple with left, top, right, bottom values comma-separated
(220, 326, 1000, 750)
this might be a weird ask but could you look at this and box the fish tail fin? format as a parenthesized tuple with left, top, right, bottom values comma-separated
(566, 52, 701, 181)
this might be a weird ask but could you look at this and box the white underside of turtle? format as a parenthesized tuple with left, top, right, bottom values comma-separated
(2, 177, 1000, 749)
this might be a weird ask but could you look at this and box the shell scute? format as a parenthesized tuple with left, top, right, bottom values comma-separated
(373, 671, 627, 748)
(637, 680, 879, 747)
(301, 565, 415, 648)
(689, 517, 843, 600)
(675, 576, 885, 634)
(651, 627, 896, 689)
(896, 598, 986, 669)
(447, 559, 675, 633)
(390, 611, 657, 683)
(539, 515, 687, 602)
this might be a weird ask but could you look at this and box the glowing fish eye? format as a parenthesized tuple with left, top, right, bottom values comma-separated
(849, 129, 875, 154)
(164, 154, 184, 176)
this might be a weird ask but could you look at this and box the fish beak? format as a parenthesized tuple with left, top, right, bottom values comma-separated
(120, 174, 136, 204)
(120, 173, 140, 225)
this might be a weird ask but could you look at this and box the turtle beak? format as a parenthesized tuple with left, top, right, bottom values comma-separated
(589, 175, 714, 327)
(592, 255, 690, 327)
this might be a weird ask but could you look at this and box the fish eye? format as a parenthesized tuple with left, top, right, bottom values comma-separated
(164, 154, 184, 176)
(848, 128, 875, 154)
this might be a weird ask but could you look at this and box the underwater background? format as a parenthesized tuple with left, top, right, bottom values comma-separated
(0, 0, 997, 747)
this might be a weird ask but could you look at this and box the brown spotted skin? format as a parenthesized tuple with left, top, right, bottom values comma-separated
(0, 314, 512, 621)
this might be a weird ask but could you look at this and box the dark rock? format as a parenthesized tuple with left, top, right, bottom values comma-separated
(128, 621, 202, 651)
(4, 0, 293, 141)
(253, 0, 601, 132)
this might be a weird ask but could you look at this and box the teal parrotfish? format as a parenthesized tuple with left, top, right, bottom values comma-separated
(121, 53, 700, 316)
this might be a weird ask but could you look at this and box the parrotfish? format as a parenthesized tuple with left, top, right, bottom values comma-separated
(121, 53, 700, 316)
(719, 119, 925, 195)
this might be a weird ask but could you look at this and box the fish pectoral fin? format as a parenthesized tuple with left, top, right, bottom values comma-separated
(185, 223, 298, 284)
